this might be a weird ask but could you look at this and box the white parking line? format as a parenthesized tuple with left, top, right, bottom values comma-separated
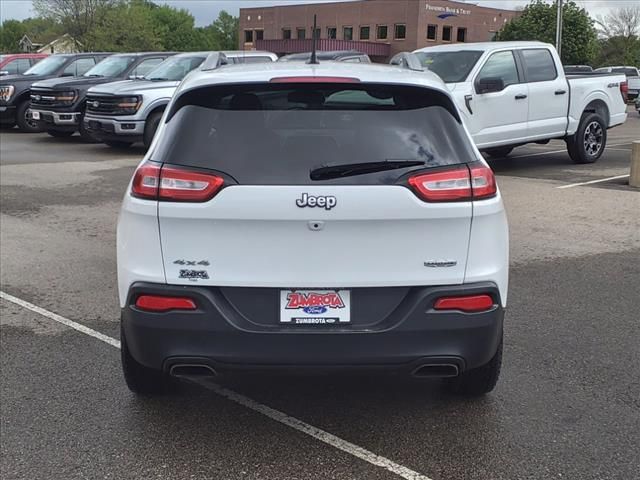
(510, 142, 633, 159)
(557, 174, 630, 189)
(0, 290, 433, 480)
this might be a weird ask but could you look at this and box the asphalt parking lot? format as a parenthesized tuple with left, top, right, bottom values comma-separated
(1, 107, 639, 480)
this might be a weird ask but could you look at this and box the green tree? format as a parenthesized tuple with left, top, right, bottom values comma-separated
(0, 20, 27, 53)
(208, 10, 239, 51)
(88, 2, 162, 52)
(149, 4, 202, 51)
(594, 6, 640, 67)
(32, 0, 120, 49)
(496, 0, 598, 65)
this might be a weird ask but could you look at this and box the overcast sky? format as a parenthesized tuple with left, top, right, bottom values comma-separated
(1, 0, 637, 27)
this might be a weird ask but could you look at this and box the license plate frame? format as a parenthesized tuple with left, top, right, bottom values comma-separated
(280, 289, 351, 325)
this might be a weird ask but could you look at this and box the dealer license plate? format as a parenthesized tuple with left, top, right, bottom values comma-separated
(280, 289, 351, 325)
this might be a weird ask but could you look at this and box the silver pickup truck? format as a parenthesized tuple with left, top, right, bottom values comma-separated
(83, 50, 277, 149)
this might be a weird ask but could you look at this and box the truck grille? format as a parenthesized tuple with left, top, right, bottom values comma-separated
(85, 95, 125, 115)
(30, 88, 58, 107)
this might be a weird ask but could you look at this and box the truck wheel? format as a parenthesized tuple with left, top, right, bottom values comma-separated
(444, 335, 502, 396)
(16, 100, 41, 133)
(484, 146, 514, 158)
(143, 111, 163, 150)
(566, 113, 607, 164)
(0, 122, 16, 130)
(121, 324, 173, 395)
(105, 140, 133, 149)
(47, 130, 74, 138)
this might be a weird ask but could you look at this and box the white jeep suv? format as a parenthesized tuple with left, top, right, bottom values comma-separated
(117, 57, 509, 396)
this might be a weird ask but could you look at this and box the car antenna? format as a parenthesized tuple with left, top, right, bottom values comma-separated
(308, 15, 319, 65)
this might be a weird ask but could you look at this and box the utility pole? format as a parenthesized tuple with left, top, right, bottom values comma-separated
(555, 0, 564, 59)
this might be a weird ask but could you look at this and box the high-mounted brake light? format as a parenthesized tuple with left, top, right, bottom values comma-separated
(408, 164, 496, 202)
(135, 295, 197, 312)
(130, 163, 224, 202)
(270, 76, 360, 83)
(434, 294, 494, 313)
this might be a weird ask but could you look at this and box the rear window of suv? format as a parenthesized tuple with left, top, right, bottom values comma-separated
(152, 83, 477, 185)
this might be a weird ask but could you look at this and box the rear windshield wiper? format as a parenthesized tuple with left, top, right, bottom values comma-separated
(310, 161, 425, 181)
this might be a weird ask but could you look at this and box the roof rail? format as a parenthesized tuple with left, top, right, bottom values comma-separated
(200, 52, 229, 71)
(389, 52, 423, 72)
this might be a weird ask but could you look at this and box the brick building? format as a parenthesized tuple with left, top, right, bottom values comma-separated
(239, 0, 519, 61)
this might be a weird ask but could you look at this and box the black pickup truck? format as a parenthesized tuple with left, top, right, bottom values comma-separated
(29, 52, 174, 138)
(0, 53, 110, 132)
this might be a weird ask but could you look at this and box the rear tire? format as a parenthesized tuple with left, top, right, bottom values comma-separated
(105, 140, 133, 149)
(16, 100, 41, 133)
(484, 146, 514, 158)
(47, 130, 74, 138)
(444, 335, 503, 396)
(143, 111, 163, 150)
(566, 112, 607, 164)
(121, 325, 172, 395)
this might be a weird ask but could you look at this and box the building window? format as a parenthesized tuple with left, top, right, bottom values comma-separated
(360, 26, 370, 40)
(282, 28, 291, 40)
(327, 27, 337, 39)
(394, 24, 406, 40)
(244, 30, 254, 43)
(377, 25, 388, 40)
(255, 30, 264, 41)
(442, 25, 452, 42)
(343, 26, 353, 41)
(427, 24, 437, 41)
(297, 28, 306, 40)
(456, 27, 466, 42)
(314, 28, 321, 39)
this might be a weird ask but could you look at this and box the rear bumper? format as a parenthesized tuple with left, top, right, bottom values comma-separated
(122, 282, 504, 375)
(0, 105, 16, 124)
(83, 115, 144, 142)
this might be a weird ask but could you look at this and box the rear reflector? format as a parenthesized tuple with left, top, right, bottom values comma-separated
(408, 164, 496, 202)
(130, 162, 224, 202)
(270, 76, 360, 83)
(434, 295, 494, 313)
(135, 295, 197, 312)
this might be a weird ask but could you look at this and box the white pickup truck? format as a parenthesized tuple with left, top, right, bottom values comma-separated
(413, 42, 628, 163)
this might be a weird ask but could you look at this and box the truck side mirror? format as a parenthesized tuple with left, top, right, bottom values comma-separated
(476, 77, 505, 94)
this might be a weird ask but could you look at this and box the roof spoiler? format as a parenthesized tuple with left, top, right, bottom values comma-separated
(200, 52, 229, 71)
(389, 52, 423, 72)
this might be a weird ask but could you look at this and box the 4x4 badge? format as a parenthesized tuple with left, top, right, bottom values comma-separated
(296, 193, 337, 210)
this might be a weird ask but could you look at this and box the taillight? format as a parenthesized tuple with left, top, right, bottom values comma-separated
(130, 163, 224, 202)
(620, 81, 628, 102)
(158, 166, 224, 202)
(434, 294, 494, 313)
(131, 162, 160, 199)
(408, 164, 496, 202)
(135, 295, 197, 312)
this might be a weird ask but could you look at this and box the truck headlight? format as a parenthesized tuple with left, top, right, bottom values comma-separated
(0, 85, 15, 102)
(55, 90, 77, 105)
(115, 96, 142, 114)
